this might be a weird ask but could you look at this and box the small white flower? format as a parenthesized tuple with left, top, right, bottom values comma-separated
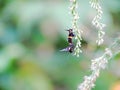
(70, 0, 75, 2)
(98, 30, 105, 38)
(105, 48, 112, 57)
(74, 14, 80, 20)
(96, 39, 104, 45)
(96, 14, 102, 19)
(70, 6, 74, 11)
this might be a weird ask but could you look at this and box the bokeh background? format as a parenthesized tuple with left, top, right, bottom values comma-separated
(0, 0, 120, 90)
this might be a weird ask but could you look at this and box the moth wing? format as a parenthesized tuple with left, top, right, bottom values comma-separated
(60, 47, 70, 52)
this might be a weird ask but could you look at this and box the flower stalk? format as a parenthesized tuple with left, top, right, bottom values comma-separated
(77, 37, 120, 90)
(70, 0, 83, 57)
(89, 0, 106, 45)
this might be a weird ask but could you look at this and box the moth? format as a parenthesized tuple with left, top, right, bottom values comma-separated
(60, 29, 75, 53)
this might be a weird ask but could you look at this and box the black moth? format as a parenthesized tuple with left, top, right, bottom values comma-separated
(60, 29, 75, 53)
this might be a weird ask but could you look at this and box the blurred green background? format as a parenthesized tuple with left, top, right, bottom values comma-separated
(0, 0, 120, 90)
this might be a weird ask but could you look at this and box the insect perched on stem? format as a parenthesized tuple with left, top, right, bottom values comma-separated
(60, 29, 75, 53)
